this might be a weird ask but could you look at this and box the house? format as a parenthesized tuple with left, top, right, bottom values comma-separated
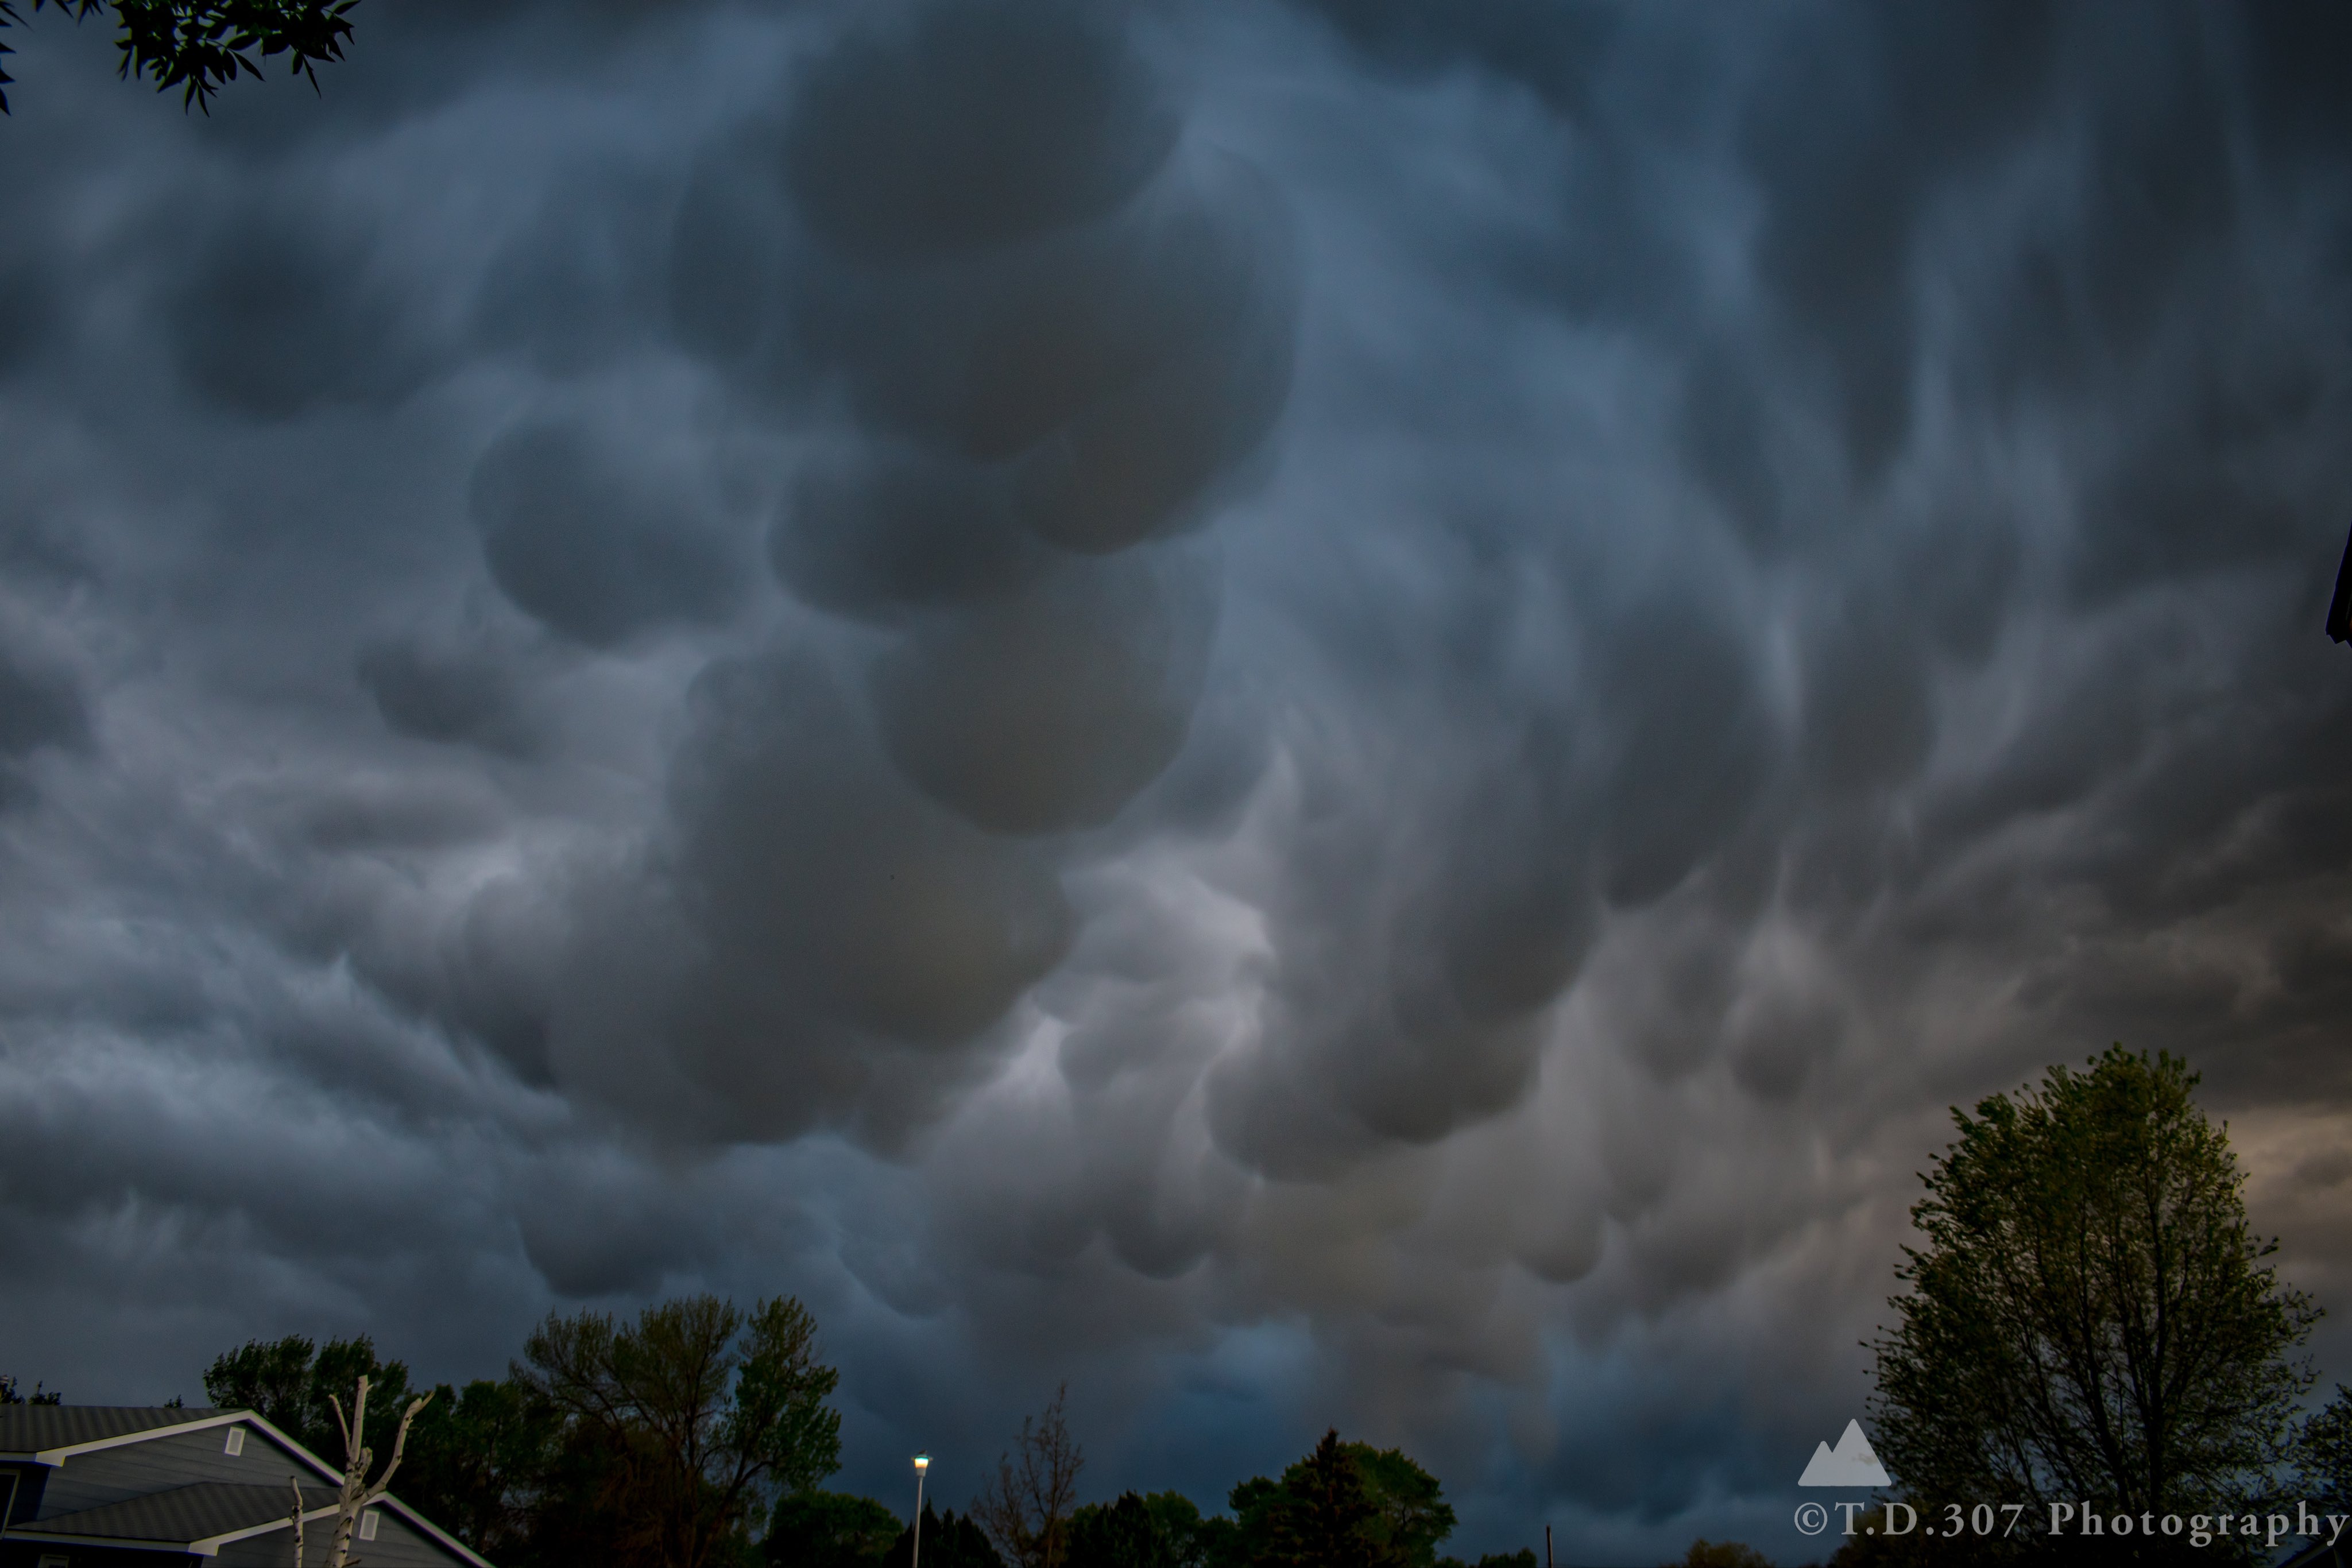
(0, 1406, 489, 1567)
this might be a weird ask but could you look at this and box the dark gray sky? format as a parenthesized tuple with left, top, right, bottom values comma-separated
(4, 2, 2351, 1561)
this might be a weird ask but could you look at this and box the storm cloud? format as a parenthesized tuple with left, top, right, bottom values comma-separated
(3, 1, 2352, 1561)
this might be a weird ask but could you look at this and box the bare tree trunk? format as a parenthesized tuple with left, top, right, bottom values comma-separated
(319, 1375, 433, 1568)
(290, 1476, 308, 1567)
(973, 1385, 1082, 1568)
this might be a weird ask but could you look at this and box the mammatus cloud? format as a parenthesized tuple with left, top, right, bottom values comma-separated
(1, 1, 2350, 1561)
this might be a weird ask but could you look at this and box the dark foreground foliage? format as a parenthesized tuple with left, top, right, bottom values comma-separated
(0, 0, 358, 114)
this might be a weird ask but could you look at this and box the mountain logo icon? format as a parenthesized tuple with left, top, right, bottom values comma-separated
(1798, 1420, 1891, 1487)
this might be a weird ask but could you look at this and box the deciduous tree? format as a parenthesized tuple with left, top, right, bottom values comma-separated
(974, 1384, 1085, 1568)
(764, 1489, 904, 1568)
(288, 1372, 432, 1568)
(2300, 1384, 2352, 1517)
(523, 1292, 842, 1568)
(1069, 1490, 1202, 1568)
(0, 0, 358, 114)
(204, 1334, 416, 1469)
(398, 1376, 563, 1565)
(1869, 1047, 2316, 1555)
(0, 1373, 60, 1405)
(1348, 1443, 1454, 1568)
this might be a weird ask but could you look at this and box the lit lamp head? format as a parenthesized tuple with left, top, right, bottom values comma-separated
(913, 1453, 931, 1474)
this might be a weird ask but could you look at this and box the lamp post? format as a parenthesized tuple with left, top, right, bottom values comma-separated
(912, 1453, 931, 1568)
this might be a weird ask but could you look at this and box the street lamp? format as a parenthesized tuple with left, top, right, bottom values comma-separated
(911, 1453, 931, 1568)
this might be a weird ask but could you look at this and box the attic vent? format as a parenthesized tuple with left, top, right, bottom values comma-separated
(223, 1427, 246, 1456)
(359, 1510, 380, 1542)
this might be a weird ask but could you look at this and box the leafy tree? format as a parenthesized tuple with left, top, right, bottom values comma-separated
(1142, 1491, 1210, 1568)
(0, 1373, 60, 1405)
(884, 1503, 1009, 1568)
(0, 0, 358, 114)
(513, 1414, 639, 1568)
(1195, 1479, 1269, 1568)
(764, 1490, 902, 1568)
(974, 1385, 1085, 1568)
(1868, 1048, 2317, 1556)
(2300, 1384, 2352, 1517)
(1220, 1434, 1455, 1568)
(1067, 1493, 1159, 1568)
(1068, 1490, 1210, 1568)
(398, 1376, 564, 1565)
(523, 1292, 843, 1568)
(1345, 1444, 1454, 1568)
(204, 1334, 313, 1430)
(203, 1334, 416, 1468)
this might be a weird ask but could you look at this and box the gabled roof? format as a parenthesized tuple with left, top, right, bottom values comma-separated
(5, 1482, 341, 1555)
(0, 1404, 225, 1458)
(0, 1406, 497, 1567)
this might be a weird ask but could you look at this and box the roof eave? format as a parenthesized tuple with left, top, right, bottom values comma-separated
(188, 1501, 345, 1556)
(21, 1409, 246, 1468)
(5, 1410, 496, 1568)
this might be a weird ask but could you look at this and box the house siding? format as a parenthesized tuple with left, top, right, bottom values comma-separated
(0, 1420, 479, 1568)
(214, 1511, 456, 1568)
(0, 1463, 50, 1526)
(33, 1427, 320, 1520)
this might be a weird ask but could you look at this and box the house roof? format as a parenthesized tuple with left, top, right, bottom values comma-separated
(11, 1482, 341, 1549)
(0, 1404, 497, 1568)
(0, 1405, 225, 1457)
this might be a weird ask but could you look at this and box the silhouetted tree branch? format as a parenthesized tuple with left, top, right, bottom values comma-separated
(0, 0, 359, 114)
(974, 1385, 1084, 1568)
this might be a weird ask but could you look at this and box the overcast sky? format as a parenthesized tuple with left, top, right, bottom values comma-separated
(4, 2, 2352, 1562)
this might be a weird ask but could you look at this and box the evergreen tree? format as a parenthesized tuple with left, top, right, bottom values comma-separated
(1257, 1431, 1379, 1568)
(1067, 1492, 1176, 1568)
(764, 1490, 902, 1568)
(883, 1503, 1007, 1568)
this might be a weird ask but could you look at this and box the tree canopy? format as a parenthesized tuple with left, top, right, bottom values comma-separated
(1868, 1047, 2317, 1554)
(0, 0, 358, 114)
(203, 1333, 416, 1467)
(0, 1373, 61, 1405)
(1202, 1430, 1459, 1568)
(1066, 1490, 1209, 1568)
(521, 1292, 844, 1568)
(766, 1490, 912, 1568)
(172, 1317, 1495, 1568)
(885, 1503, 1012, 1568)
(2301, 1384, 2352, 1519)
